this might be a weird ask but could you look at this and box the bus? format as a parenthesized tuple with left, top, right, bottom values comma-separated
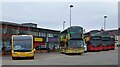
(116, 35, 120, 47)
(84, 30, 102, 52)
(101, 31, 111, 50)
(60, 26, 85, 55)
(110, 33, 115, 50)
(11, 35, 34, 60)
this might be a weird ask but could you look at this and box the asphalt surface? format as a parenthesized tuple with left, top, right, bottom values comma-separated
(1, 48, 119, 65)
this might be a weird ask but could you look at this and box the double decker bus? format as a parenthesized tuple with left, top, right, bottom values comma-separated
(101, 31, 111, 50)
(11, 35, 34, 60)
(84, 30, 102, 51)
(60, 26, 84, 55)
(110, 33, 115, 50)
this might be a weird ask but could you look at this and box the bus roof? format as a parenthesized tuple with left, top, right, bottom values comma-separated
(12, 35, 32, 37)
(12, 35, 33, 39)
(60, 26, 83, 34)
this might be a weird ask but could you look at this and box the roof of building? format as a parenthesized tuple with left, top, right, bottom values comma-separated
(0, 21, 60, 33)
(106, 29, 119, 35)
(21, 23, 37, 25)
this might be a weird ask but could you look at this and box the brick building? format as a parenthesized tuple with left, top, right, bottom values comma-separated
(0, 21, 60, 53)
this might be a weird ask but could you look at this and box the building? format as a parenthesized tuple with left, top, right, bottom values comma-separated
(106, 29, 120, 47)
(21, 23, 37, 28)
(107, 29, 119, 36)
(0, 21, 60, 53)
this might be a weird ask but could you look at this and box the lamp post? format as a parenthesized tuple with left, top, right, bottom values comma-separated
(63, 21, 65, 30)
(70, 5, 73, 27)
(104, 15, 107, 30)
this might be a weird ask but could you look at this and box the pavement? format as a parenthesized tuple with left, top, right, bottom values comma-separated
(1, 48, 119, 65)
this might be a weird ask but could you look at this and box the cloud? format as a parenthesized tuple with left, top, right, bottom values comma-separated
(2, 0, 120, 2)
(2, 2, 118, 32)
(118, 2, 120, 28)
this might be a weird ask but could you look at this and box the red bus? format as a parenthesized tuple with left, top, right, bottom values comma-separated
(101, 31, 111, 51)
(110, 33, 115, 50)
(84, 30, 102, 52)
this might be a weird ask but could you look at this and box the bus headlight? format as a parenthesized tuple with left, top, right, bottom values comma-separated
(28, 52, 33, 54)
(13, 52, 17, 54)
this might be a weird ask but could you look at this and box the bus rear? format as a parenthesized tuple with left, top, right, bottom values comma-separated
(101, 31, 111, 51)
(11, 35, 34, 60)
(110, 33, 115, 50)
(89, 35, 102, 51)
(84, 30, 102, 52)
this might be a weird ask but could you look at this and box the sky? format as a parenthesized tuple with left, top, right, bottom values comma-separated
(1, 0, 119, 32)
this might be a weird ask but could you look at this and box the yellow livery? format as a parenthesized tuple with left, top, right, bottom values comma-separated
(11, 35, 34, 60)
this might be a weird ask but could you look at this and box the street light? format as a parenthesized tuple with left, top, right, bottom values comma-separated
(104, 15, 107, 30)
(70, 5, 73, 27)
(63, 21, 65, 30)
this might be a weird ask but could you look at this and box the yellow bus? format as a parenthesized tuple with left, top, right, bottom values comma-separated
(60, 26, 85, 55)
(11, 35, 34, 60)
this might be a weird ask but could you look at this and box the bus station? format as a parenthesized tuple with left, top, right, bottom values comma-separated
(0, 21, 119, 65)
(0, 1, 119, 66)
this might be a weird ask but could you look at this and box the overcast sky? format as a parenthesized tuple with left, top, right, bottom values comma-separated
(1, 0, 119, 32)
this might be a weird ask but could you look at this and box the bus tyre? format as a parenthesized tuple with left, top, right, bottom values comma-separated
(65, 53, 69, 55)
(112, 48, 115, 50)
(31, 56, 34, 59)
(61, 52, 63, 54)
(84, 51, 87, 53)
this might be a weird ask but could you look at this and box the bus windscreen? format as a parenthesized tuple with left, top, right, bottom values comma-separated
(102, 37, 110, 41)
(68, 40, 84, 48)
(13, 39, 32, 52)
(91, 36, 101, 40)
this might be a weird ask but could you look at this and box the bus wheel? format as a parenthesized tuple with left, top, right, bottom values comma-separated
(112, 48, 115, 50)
(65, 53, 68, 55)
(12, 57, 16, 60)
(30, 56, 34, 59)
(84, 51, 87, 53)
(61, 52, 64, 54)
